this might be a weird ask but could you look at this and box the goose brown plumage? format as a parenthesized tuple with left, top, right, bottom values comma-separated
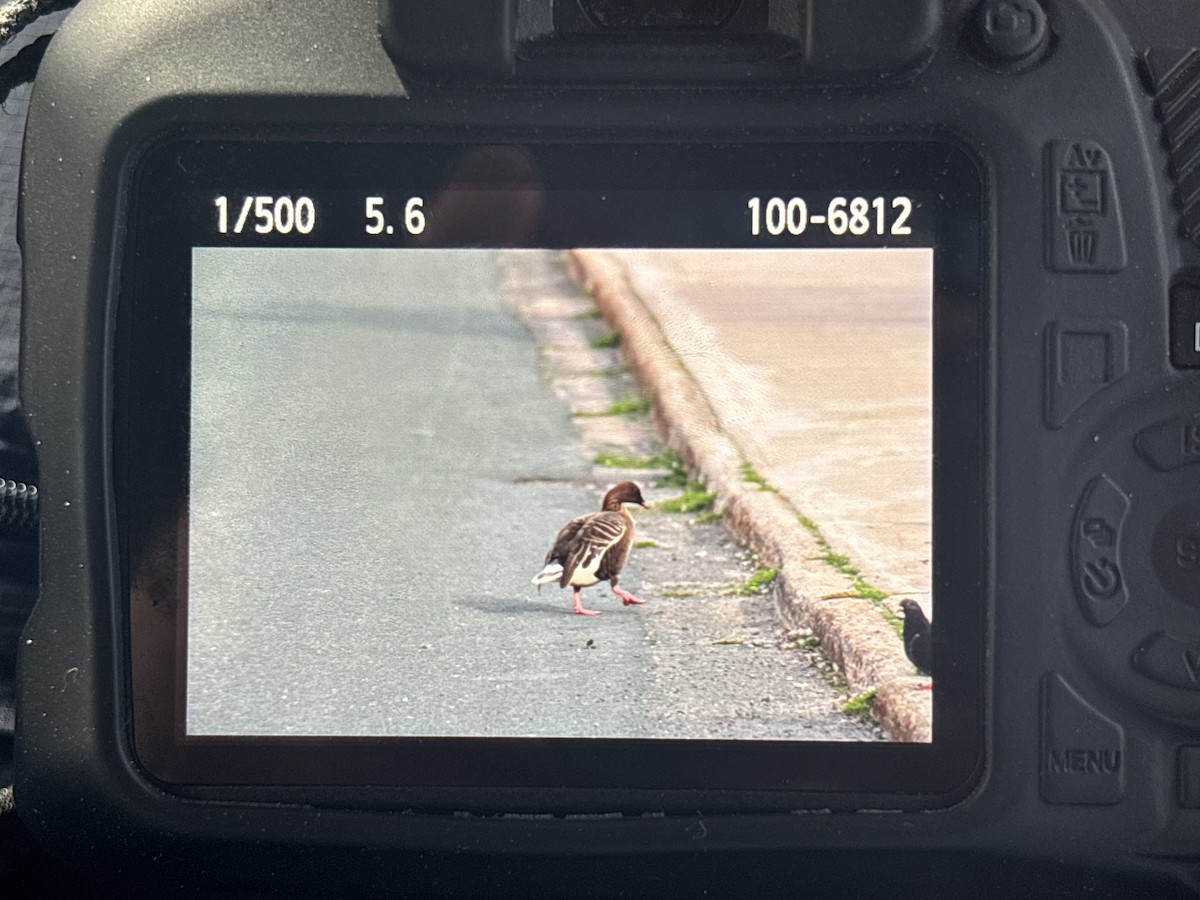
(531, 482, 648, 616)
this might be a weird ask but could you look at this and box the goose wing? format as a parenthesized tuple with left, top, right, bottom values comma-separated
(547, 511, 629, 587)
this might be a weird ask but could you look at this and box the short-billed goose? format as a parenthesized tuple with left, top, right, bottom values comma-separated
(531, 482, 648, 616)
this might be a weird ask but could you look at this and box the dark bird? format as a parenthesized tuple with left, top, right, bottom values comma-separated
(899, 599, 933, 687)
(532, 482, 648, 616)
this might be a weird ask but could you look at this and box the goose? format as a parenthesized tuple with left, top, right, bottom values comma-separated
(531, 481, 648, 616)
(899, 599, 932, 689)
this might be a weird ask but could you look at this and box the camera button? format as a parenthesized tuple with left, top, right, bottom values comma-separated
(1044, 321, 1129, 429)
(1150, 499, 1200, 607)
(1132, 632, 1200, 691)
(1135, 413, 1200, 472)
(1179, 746, 1200, 808)
(1045, 141, 1127, 274)
(1071, 475, 1130, 626)
(971, 0, 1048, 66)
(1040, 673, 1124, 805)
(1170, 281, 1200, 369)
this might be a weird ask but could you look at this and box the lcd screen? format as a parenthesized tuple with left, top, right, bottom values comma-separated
(185, 245, 933, 741)
(121, 140, 983, 797)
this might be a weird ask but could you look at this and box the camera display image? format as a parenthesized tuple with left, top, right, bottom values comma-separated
(187, 245, 933, 742)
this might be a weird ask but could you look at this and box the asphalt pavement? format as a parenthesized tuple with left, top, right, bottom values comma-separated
(186, 248, 877, 741)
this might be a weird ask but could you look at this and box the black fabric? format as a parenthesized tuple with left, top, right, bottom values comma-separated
(0, 1, 71, 793)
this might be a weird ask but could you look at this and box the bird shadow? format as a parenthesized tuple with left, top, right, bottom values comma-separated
(456, 595, 572, 618)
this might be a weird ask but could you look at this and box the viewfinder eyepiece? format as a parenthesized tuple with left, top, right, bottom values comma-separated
(578, 0, 741, 29)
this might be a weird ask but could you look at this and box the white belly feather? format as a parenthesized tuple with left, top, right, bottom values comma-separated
(568, 555, 603, 586)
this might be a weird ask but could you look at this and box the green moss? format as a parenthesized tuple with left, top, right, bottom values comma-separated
(592, 449, 689, 490)
(856, 585, 889, 602)
(693, 510, 723, 525)
(605, 395, 649, 416)
(819, 551, 853, 571)
(729, 567, 779, 596)
(657, 482, 716, 514)
(634, 539, 659, 549)
(574, 395, 649, 418)
(589, 330, 621, 349)
(841, 687, 878, 723)
(655, 452, 689, 488)
(793, 635, 821, 651)
(594, 450, 672, 469)
(799, 515, 901, 636)
(739, 462, 778, 492)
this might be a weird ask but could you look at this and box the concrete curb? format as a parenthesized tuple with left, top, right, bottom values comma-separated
(566, 250, 932, 743)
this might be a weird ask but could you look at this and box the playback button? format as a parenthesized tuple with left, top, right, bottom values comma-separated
(1071, 475, 1131, 626)
(1172, 281, 1200, 369)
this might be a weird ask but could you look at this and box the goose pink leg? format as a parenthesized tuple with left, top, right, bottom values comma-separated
(612, 585, 644, 606)
(572, 588, 600, 616)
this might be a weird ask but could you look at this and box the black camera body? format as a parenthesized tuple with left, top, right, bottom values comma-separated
(12, 0, 1200, 894)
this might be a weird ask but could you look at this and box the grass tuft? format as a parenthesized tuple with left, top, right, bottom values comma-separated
(800, 515, 901, 636)
(589, 330, 621, 349)
(841, 687, 878, 723)
(739, 462, 778, 492)
(634, 539, 659, 549)
(591, 449, 689, 490)
(583, 365, 628, 378)
(729, 567, 779, 596)
(693, 510, 723, 525)
(594, 450, 672, 469)
(605, 395, 649, 416)
(655, 451, 689, 488)
(574, 395, 649, 418)
(657, 481, 717, 514)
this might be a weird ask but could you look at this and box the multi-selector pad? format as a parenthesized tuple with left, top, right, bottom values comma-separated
(1046, 399, 1200, 808)
(1067, 404, 1200, 703)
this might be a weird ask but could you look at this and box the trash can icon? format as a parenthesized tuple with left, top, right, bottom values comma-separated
(1066, 226, 1098, 266)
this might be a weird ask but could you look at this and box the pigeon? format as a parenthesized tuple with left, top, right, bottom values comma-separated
(899, 599, 932, 687)
(531, 482, 648, 616)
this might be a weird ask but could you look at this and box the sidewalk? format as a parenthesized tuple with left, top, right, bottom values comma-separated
(567, 249, 933, 742)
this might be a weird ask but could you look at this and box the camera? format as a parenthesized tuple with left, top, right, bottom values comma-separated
(10, 0, 1200, 894)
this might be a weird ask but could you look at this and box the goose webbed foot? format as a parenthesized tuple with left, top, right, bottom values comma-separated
(612, 586, 644, 606)
(572, 588, 601, 616)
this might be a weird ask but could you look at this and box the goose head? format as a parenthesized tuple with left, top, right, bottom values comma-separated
(602, 481, 648, 511)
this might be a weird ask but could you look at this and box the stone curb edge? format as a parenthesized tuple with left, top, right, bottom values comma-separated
(565, 249, 932, 744)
